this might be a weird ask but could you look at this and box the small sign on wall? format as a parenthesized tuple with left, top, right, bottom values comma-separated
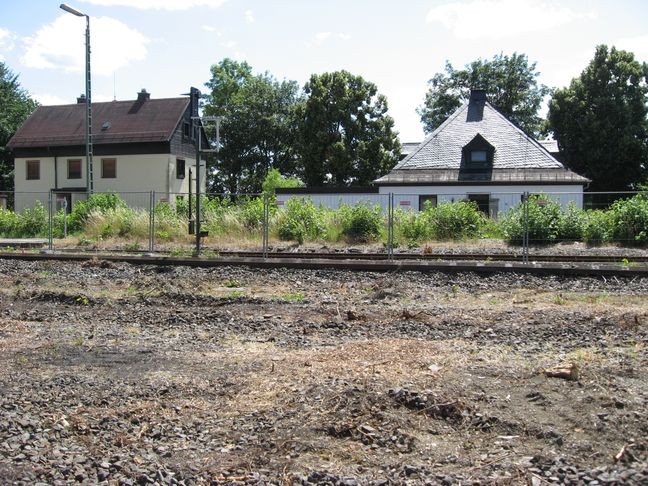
(399, 200, 411, 206)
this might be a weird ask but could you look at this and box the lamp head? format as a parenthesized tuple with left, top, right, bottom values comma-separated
(60, 3, 85, 17)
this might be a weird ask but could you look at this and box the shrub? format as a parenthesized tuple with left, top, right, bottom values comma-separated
(582, 210, 612, 246)
(0, 202, 48, 238)
(433, 200, 485, 240)
(608, 194, 648, 246)
(395, 206, 435, 244)
(274, 197, 325, 244)
(500, 195, 562, 244)
(556, 202, 585, 242)
(338, 203, 383, 242)
(83, 207, 135, 239)
(68, 193, 127, 233)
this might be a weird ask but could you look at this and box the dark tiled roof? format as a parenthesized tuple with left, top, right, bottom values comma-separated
(376, 98, 588, 185)
(376, 168, 590, 185)
(8, 97, 189, 148)
(389, 101, 566, 171)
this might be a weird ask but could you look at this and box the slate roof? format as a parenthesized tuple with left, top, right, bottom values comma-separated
(8, 97, 190, 149)
(376, 94, 588, 185)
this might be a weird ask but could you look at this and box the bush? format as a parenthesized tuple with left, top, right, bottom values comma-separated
(556, 202, 585, 242)
(608, 194, 648, 246)
(0, 203, 47, 237)
(582, 210, 612, 246)
(433, 200, 484, 240)
(338, 203, 383, 242)
(274, 197, 325, 244)
(500, 195, 562, 244)
(68, 193, 128, 233)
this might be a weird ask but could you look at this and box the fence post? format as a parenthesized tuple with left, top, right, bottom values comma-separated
(262, 194, 269, 258)
(388, 193, 394, 261)
(148, 191, 154, 253)
(48, 190, 53, 252)
(522, 191, 529, 264)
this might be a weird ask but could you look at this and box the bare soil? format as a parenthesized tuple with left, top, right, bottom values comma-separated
(0, 259, 646, 485)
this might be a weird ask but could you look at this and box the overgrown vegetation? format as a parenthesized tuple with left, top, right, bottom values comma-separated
(2, 192, 648, 248)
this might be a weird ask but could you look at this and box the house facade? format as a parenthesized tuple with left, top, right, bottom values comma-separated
(8, 88, 207, 212)
(373, 89, 589, 216)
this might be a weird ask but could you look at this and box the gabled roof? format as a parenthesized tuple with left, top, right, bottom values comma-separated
(376, 93, 589, 185)
(393, 101, 564, 171)
(8, 97, 190, 149)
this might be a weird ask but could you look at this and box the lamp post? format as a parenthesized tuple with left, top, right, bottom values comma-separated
(60, 3, 93, 194)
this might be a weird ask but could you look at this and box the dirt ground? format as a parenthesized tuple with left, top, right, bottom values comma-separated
(0, 258, 646, 485)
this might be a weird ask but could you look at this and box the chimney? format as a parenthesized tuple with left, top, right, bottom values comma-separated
(77, 94, 86, 104)
(137, 89, 150, 102)
(467, 88, 487, 122)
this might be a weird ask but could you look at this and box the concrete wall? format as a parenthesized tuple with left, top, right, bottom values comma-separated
(14, 154, 205, 212)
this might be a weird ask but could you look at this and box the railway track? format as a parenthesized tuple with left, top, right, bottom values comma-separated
(212, 250, 648, 264)
(1, 249, 647, 277)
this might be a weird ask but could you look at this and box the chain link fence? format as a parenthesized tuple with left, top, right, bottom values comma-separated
(1, 189, 646, 260)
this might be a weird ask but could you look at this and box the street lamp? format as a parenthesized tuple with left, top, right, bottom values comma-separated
(60, 3, 93, 194)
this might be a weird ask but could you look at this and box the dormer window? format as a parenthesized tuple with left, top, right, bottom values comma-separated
(460, 133, 495, 180)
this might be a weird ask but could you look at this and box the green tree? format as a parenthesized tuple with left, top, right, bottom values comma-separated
(548, 45, 648, 191)
(418, 53, 549, 135)
(203, 59, 302, 194)
(0, 62, 38, 191)
(298, 70, 400, 186)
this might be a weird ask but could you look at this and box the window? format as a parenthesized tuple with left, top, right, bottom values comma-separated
(68, 159, 82, 179)
(102, 158, 116, 178)
(176, 159, 186, 179)
(471, 150, 487, 163)
(468, 194, 490, 214)
(182, 121, 190, 140)
(26, 160, 40, 180)
(419, 195, 437, 211)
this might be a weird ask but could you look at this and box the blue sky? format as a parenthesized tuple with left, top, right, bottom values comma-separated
(1, 0, 647, 142)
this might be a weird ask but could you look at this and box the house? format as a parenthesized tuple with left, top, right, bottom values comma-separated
(8, 88, 207, 212)
(373, 89, 589, 216)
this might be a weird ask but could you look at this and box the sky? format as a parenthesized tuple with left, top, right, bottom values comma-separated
(1, 0, 647, 142)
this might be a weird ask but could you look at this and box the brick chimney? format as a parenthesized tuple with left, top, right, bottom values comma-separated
(77, 94, 86, 104)
(137, 89, 150, 102)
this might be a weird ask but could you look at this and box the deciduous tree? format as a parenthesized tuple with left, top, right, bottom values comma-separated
(548, 45, 648, 191)
(298, 70, 400, 186)
(0, 62, 37, 190)
(418, 53, 549, 136)
(203, 59, 302, 194)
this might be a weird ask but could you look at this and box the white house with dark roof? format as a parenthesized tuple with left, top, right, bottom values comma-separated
(8, 88, 207, 212)
(373, 89, 589, 215)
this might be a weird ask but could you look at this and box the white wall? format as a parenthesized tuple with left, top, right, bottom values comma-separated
(275, 184, 584, 217)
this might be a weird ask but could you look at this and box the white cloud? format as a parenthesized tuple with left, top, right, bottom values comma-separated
(202, 25, 216, 32)
(0, 27, 16, 59)
(80, 0, 226, 10)
(615, 34, 648, 61)
(21, 15, 149, 76)
(312, 32, 350, 46)
(245, 9, 255, 24)
(32, 93, 70, 105)
(221, 40, 237, 48)
(426, 0, 597, 40)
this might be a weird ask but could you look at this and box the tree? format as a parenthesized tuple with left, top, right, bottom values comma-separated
(0, 62, 38, 191)
(203, 59, 302, 194)
(298, 70, 400, 186)
(418, 53, 550, 136)
(548, 45, 648, 191)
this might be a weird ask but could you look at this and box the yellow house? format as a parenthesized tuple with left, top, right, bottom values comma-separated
(8, 88, 207, 212)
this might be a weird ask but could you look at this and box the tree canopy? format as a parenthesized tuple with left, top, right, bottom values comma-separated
(298, 70, 400, 186)
(0, 62, 38, 191)
(418, 53, 549, 136)
(203, 59, 302, 194)
(548, 45, 648, 191)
